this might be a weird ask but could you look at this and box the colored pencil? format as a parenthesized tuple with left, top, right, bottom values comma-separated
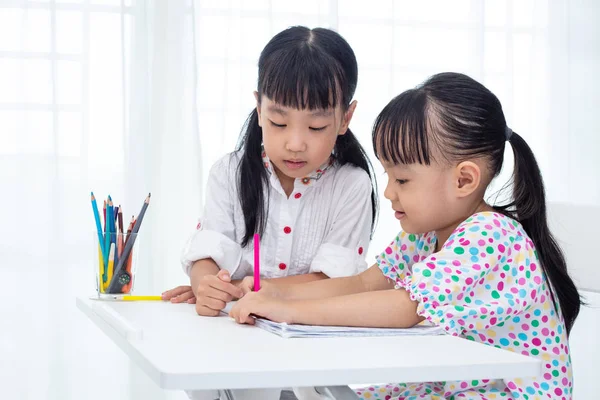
(107, 197, 114, 233)
(121, 296, 161, 301)
(107, 197, 116, 251)
(107, 193, 151, 293)
(98, 244, 104, 293)
(253, 233, 260, 291)
(103, 198, 110, 280)
(123, 217, 134, 294)
(100, 295, 162, 301)
(124, 216, 134, 247)
(118, 207, 124, 232)
(91, 193, 104, 255)
(104, 244, 115, 292)
(117, 207, 124, 256)
(117, 232, 123, 264)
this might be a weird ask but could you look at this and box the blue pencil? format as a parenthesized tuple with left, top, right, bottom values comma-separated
(108, 197, 116, 244)
(107, 197, 112, 233)
(107, 198, 113, 245)
(90, 193, 104, 255)
(108, 198, 119, 267)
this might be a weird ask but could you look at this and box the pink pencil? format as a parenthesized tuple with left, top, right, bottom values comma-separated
(253, 233, 260, 291)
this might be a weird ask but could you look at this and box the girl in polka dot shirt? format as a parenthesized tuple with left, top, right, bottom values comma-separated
(161, 26, 378, 320)
(231, 72, 582, 400)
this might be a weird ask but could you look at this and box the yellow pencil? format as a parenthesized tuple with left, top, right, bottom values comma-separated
(104, 243, 115, 292)
(98, 244, 104, 293)
(121, 296, 163, 301)
(97, 295, 163, 301)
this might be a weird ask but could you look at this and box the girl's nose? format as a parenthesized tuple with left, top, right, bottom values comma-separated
(285, 132, 307, 153)
(383, 180, 396, 202)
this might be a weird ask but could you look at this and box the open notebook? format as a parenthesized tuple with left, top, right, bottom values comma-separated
(222, 303, 443, 339)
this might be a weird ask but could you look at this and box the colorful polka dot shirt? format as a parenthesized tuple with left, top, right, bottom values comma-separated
(356, 212, 573, 400)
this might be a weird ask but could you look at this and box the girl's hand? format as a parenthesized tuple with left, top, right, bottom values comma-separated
(229, 291, 294, 325)
(236, 277, 285, 299)
(161, 285, 196, 304)
(235, 276, 256, 295)
(195, 270, 244, 317)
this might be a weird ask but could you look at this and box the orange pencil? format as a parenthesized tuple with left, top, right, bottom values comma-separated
(124, 216, 134, 246)
(120, 216, 135, 293)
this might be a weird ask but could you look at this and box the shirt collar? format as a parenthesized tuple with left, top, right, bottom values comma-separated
(261, 148, 334, 188)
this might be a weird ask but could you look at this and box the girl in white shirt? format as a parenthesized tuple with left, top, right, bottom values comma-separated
(162, 26, 378, 319)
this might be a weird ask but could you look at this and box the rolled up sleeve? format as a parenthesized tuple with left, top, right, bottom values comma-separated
(180, 154, 243, 276)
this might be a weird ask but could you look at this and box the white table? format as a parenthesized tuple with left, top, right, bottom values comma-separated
(76, 297, 540, 397)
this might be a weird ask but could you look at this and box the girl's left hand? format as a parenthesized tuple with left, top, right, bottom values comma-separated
(229, 292, 294, 325)
(161, 285, 196, 304)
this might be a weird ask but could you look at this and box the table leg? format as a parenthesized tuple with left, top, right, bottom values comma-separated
(316, 386, 360, 399)
(222, 386, 359, 400)
(221, 388, 282, 400)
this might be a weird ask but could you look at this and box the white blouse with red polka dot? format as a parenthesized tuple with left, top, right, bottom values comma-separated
(181, 152, 372, 280)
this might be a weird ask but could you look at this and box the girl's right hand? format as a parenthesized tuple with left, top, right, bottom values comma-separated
(229, 291, 293, 325)
(195, 270, 245, 317)
(237, 277, 285, 299)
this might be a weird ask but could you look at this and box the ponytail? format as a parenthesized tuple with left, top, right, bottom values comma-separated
(235, 112, 378, 247)
(501, 132, 581, 334)
(236, 109, 270, 247)
(233, 26, 376, 246)
(384, 72, 582, 333)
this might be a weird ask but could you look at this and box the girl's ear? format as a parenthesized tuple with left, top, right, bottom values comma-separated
(339, 100, 357, 136)
(454, 161, 482, 198)
(254, 91, 262, 127)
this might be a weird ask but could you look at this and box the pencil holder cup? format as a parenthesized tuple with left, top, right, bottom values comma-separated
(94, 232, 139, 298)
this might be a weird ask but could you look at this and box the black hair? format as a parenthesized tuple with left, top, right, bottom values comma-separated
(373, 72, 581, 334)
(235, 26, 378, 247)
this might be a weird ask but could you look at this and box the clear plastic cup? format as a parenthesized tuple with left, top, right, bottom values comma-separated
(94, 232, 139, 299)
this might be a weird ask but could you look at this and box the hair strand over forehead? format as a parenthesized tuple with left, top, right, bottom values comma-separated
(257, 26, 356, 111)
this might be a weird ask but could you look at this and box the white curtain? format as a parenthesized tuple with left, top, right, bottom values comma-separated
(191, 0, 600, 262)
(1, 1, 598, 399)
(0, 1, 200, 399)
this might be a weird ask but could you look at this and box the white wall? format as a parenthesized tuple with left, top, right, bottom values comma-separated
(1, 1, 599, 399)
(548, 203, 600, 292)
(570, 290, 600, 399)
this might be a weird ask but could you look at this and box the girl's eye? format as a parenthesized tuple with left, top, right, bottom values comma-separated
(309, 126, 328, 132)
(269, 120, 286, 128)
(396, 179, 408, 185)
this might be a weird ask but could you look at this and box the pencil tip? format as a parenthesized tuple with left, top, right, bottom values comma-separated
(148, 192, 151, 197)
(91, 191, 94, 196)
